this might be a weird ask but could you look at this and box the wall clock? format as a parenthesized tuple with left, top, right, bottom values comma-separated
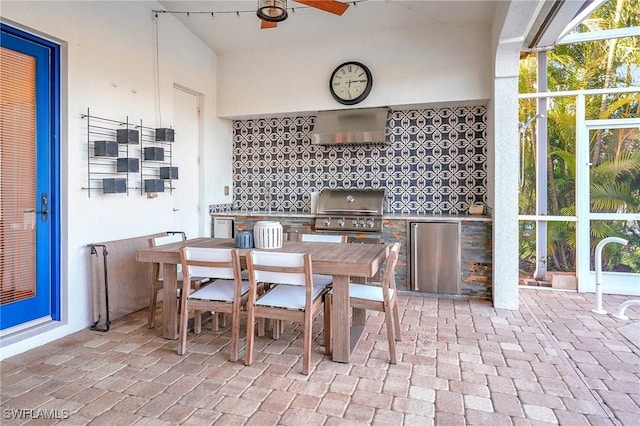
(329, 61, 373, 105)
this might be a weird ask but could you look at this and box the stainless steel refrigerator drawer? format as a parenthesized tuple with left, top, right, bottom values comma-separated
(410, 222, 460, 294)
(213, 217, 234, 238)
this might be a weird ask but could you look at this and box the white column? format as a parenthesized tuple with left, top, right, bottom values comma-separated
(575, 94, 591, 292)
(490, 39, 522, 310)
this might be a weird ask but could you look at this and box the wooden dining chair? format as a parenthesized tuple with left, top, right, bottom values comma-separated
(148, 232, 209, 329)
(244, 250, 330, 375)
(298, 233, 347, 347)
(324, 242, 402, 364)
(177, 247, 249, 361)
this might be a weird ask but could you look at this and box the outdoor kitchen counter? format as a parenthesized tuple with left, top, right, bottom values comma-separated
(211, 211, 492, 221)
(383, 213, 492, 222)
(211, 211, 316, 218)
(211, 212, 492, 298)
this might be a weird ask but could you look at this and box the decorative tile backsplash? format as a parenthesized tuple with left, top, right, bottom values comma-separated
(231, 106, 487, 215)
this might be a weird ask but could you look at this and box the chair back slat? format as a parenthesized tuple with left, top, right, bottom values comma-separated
(299, 233, 347, 243)
(248, 251, 309, 286)
(152, 233, 184, 246)
(151, 232, 187, 279)
(381, 243, 401, 290)
(181, 247, 237, 280)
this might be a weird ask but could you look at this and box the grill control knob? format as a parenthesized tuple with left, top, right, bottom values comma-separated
(352, 219, 359, 227)
(323, 218, 331, 226)
(337, 218, 345, 227)
(367, 219, 375, 228)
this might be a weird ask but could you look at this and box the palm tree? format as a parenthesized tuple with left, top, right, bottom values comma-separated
(518, 0, 640, 275)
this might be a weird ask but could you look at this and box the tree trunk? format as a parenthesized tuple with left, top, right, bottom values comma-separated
(547, 155, 559, 215)
(591, 0, 624, 165)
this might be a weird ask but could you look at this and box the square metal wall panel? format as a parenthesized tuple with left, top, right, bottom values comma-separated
(160, 167, 178, 179)
(94, 140, 119, 157)
(155, 128, 174, 142)
(102, 178, 127, 194)
(116, 129, 139, 144)
(144, 179, 165, 193)
(144, 147, 165, 161)
(116, 158, 139, 173)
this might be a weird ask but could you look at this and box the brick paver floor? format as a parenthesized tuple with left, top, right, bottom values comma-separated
(1, 288, 638, 425)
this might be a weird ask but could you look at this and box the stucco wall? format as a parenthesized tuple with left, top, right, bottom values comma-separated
(217, 25, 492, 118)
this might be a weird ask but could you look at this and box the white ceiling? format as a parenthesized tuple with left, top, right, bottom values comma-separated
(157, 0, 499, 54)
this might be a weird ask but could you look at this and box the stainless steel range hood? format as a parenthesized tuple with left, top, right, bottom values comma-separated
(311, 107, 389, 145)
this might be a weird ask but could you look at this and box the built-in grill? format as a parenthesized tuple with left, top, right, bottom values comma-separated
(314, 188, 386, 232)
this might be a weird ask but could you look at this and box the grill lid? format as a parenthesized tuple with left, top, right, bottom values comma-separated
(316, 189, 386, 216)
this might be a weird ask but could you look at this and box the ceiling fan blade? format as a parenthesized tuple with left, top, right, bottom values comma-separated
(261, 20, 278, 29)
(294, 0, 349, 16)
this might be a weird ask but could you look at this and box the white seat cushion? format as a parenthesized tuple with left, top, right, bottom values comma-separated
(188, 279, 249, 302)
(159, 271, 208, 284)
(338, 282, 395, 303)
(158, 270, 184, 283)
(312, 274, 333, 287)
(256, 283, 327, 310)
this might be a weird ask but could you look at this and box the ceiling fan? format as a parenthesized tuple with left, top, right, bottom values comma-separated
(257, 0, 350, 29)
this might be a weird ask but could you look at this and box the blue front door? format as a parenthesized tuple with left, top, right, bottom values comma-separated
(0, 24, 60, 331)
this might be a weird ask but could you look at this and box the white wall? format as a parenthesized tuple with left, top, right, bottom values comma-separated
(217, 24, 492, 118)
(0, 1, 231, 359)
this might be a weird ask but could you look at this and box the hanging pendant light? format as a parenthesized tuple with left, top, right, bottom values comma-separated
(257, 0, 288, 22)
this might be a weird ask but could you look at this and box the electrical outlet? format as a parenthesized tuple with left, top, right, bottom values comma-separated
(224, 186, 229, 196)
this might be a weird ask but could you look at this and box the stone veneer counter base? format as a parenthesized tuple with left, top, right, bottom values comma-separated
(211, 212, 493, 299)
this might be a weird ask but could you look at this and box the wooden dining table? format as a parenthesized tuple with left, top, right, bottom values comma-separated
(136, 237, 389, 363)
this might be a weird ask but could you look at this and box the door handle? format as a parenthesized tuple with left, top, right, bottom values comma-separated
(411, 223, 417, 291)
(38, 192, 49, 222)
(23, 192, 48, 222)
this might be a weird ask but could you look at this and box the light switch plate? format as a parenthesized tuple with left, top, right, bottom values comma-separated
(224, 186, 229, 196)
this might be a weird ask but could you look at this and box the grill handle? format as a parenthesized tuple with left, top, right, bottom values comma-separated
(318, 209, 379, 214)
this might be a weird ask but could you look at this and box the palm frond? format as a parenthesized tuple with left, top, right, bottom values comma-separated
(592, 151, 640, 180)
(590, 181, 638, 212)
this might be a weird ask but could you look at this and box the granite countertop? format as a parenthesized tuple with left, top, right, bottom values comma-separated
(384, 213, 492, 222)
(211, 210, 316, 218)
(211, 210, 492, 222)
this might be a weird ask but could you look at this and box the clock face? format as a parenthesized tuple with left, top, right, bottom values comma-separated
(330, 61, 373, 105)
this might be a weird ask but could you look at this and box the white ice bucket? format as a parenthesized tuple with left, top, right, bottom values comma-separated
(253, 221, 283, 249)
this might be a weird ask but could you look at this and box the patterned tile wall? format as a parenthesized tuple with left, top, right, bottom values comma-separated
(232, 106, 487, 214)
